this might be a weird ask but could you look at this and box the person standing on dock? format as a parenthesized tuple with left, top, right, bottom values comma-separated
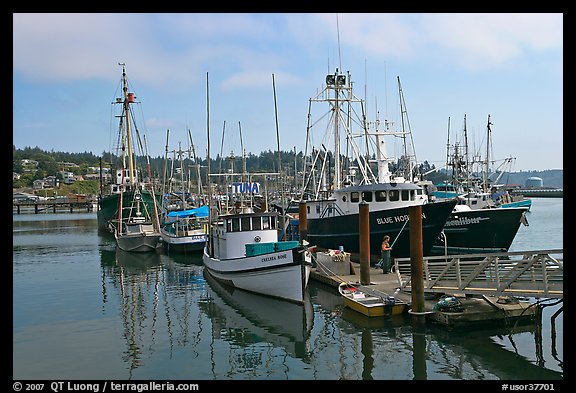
(380, 235, 392, 273)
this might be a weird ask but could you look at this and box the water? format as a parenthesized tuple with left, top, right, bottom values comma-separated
(12, 198, 563, 381)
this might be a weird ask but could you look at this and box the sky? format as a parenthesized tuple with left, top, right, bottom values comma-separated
(13, 13, 563, 172)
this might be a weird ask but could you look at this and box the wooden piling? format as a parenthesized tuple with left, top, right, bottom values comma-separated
(409, 205, 425, 325)
(299, 200, 307, 242)
(359, 201, 370, 285)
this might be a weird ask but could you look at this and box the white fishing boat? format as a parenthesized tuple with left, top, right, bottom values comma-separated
(202, 182, 313, 304)
(202, 72, 312, 304)
(159, 131, 208, 254)
(161, 206, 209, 253)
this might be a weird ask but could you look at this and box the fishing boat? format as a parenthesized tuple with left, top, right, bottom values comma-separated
(202, 178, 313, 304)
(202, 72, 312, 304)
(161, 205, 209, 253)
(159, 131, 208, 254)
(114, 189, 161, 252)
(428, 115, 529, 255)
(102, 64, 161, 252)
(97, 170, 160, 234)
(299, 70, 457, 260)
(338, 282, 407, 317)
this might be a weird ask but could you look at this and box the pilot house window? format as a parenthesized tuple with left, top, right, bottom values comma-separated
(231, 218, 240, 232)
(241, 217, 251, 231)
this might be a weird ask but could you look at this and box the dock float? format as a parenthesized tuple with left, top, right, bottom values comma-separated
(310, 261, 539, 328)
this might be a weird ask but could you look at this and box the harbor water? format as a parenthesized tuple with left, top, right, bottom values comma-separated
(12, 198, 563, 381)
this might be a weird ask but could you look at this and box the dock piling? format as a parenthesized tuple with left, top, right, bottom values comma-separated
(299, 200, 307, 242)
(359, 201, 370, 285)
(409, 205, 426, 325)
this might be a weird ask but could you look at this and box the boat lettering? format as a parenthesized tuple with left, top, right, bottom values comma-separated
(376, 213, 426, 225)
(394, 214, 409, 222)
(445, 216, 489, 227)
(376, 217, 394, 224)
(261, 253, 287, 262)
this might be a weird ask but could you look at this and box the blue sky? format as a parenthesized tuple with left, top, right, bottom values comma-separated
(13, 13, 563, 171)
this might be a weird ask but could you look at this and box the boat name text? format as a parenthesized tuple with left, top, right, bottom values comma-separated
(376, 212, 427, 225)
(261, 253, 287, 262)
(445, 216, 490, 227)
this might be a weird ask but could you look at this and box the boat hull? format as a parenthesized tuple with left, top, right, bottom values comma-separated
(161, 232, 207, 253)
(305, 199, 457, 259)
(342, 297, 407, 317)
(202, 246, 311, 304)
(115, 232, 161, 253)
(430, 206, 529, 255)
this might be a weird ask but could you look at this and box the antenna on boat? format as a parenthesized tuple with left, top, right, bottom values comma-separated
(336, 14, 342, 73)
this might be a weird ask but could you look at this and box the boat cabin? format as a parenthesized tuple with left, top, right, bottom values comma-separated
(123, 215, 156, 235)
(305, 183, 428, 220)
(209, 211, 280, 260)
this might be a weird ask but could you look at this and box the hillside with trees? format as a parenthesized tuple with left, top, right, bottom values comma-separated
(12, 145, 563, 190)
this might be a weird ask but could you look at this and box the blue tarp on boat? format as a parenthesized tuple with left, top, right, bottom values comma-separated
(166, 205, 209, 218)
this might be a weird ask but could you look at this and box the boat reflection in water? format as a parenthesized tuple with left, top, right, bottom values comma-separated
(200, 269, 314, 363)
(115, 248, 162, 271)
(99, 246, 206, 378)
(338, 300, 562, 380)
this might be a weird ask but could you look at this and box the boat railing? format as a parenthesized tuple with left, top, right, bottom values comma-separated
(394, 249, 563, 299)
(319, 201, 345, 218)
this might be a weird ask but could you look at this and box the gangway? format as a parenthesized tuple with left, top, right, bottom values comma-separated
(394, 249, 563, 299)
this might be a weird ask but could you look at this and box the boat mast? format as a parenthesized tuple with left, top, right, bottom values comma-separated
(272, 73, 285, 237)
(484, 114, 492, 192)
(238, 121, 246, 209)
(206, 72, 212, 254)
(397, 76, 414, 181)
(446, 117, 451, 178)
(179, 141, 185, 207)
(463, 114, 471, 203)
(144, 134, 160, 231)
(188, 129, 202, 196)
(120, 63, 136, 187)
(333, 69, 341, 190)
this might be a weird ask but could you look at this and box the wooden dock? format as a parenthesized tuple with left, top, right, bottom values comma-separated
(310, 257, 544, 328)
(13, 200, 97, 214)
